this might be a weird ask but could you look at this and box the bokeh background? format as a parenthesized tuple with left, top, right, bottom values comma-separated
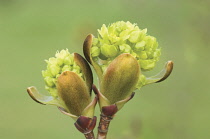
(0, 0, 210, 139)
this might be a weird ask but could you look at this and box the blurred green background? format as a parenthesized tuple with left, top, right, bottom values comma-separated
(0, 0, 210, 139)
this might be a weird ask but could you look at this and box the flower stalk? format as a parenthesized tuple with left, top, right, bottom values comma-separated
(92, 85, 116, 139)
(84, 131, 95, 139)
(97, 114, 113, 139)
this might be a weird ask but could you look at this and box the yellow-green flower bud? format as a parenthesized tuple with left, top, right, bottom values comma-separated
(42, 49, 83, 97)
(86, 21, 161, 91)
(90, 21, 160, 73)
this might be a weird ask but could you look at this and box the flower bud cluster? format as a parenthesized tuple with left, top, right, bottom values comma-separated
(42, 49, 82, 97)
(91, 21, 161, 72)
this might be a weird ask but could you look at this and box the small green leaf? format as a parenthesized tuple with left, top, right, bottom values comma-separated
(83, 34, 103, 81)
(82, 96, 98, 118)
(146, 61, 173, 84)
(27, 86, 67, 109)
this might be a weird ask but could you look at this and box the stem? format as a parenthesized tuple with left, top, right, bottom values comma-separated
(84, 131, 95, 139)
(97, 114, 113, 139)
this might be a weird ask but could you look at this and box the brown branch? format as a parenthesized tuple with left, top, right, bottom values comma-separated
(97, 113, 113, 139)
(84, 131, 95, 139)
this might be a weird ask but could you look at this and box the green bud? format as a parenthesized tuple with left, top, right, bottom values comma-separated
(136, 74, 146, 89)
(42, 49, 83, 97)
(153, 41, 158, 50)
(56, 49, 69, 59)
(131, 51, 138, 58)
(128, 31, 140, 43)
(154, 49, 161, 58)
(91, 46, 100, 57)
(98, 24, 108, 38)
(49, 65, 60, 77)
(109, 35, 121, 44)
(44, 77, 55, 87)
(57, 71, 91, 116)
(119, 44, 131, 53)
(144, 36, 156, 50)
(135, 41, 146, 51)
(72, 63, 81, 74)
(139, 29, 147, 40)
(139, 51, 148, 60)
(45, 86, 57, 97)
(140, 60, 155, 70)
(92, 38, 99, 45)
(42, 70, 52, 77)
(62, 65, 71, 72)
(119, 30, 130, 41)
(46, 57, 57, 65)
(101, 44, 118, 58)
(100, 54, 140, 105)
(64, 55, 74, 65)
